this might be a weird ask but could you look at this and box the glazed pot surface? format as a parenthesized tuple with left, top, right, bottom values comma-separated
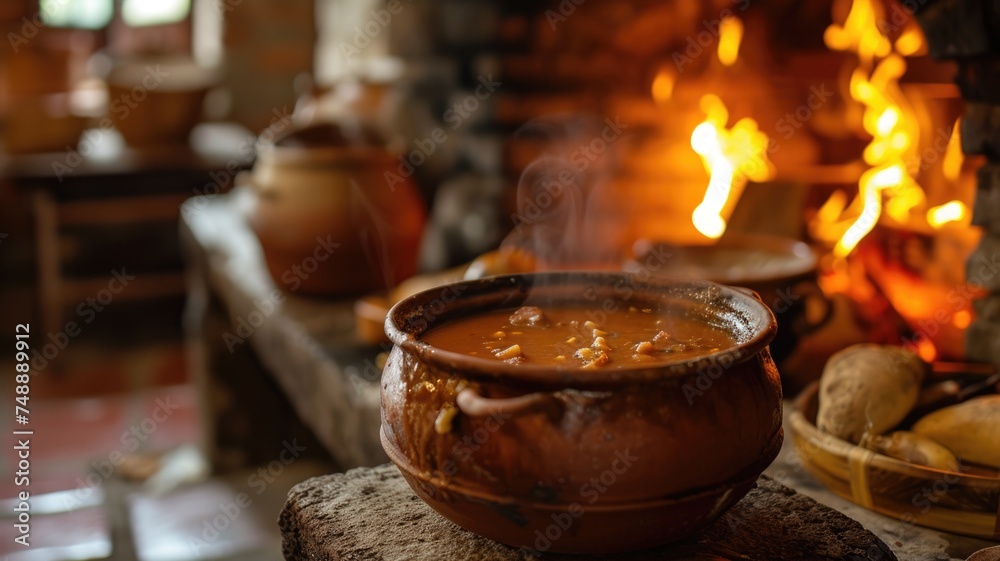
(381, 272, 784, 553)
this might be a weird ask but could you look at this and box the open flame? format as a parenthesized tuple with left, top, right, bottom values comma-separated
(942, 118, 963, 182)
(823, 0, 891, 66)
(916, 337, 937, 362)
(926, 200, 968, 228)
(652, 66, 675, 105)
(819, 0, 928, 258)
(894, 25, 924, 57)
(925, 120, 969, 229)
(717, 16, 744, 67)
(689, 94, 774, 239)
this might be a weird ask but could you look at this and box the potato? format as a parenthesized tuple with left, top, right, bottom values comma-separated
(817, 344, 925, 444)
(912, 395, 1000, 469)
(868, 431, 959, 471)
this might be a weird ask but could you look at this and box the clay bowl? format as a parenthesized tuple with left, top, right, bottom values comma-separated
(381, 272, 784, 554)
(106, 56, 217, 148)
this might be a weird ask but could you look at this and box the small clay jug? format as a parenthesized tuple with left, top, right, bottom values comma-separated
(248, 121, 425, 296)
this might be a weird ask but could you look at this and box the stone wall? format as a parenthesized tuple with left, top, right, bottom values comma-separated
(916, 2, 1000, 366)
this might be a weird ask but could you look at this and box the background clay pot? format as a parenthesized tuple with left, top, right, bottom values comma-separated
(106, 56, 216, 147)
(381, 272, 783, 554)
(249, 122, 426, 296)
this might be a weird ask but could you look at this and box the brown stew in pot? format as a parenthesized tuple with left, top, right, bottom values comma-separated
(421, 306, 733, 369)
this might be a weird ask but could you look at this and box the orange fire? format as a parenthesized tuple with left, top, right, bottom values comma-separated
(652, 67, 675, 105)
(916, 337, 937, 362)
(926, 200, 968, 228)
(717, 16, 744, 67)
(894, 25, 924, 57)
(816, 0, 929, 258)
(689, 95, 774, 239)
(823, 0, 890, 66)
(925, 120, 969, 229)
(941, 118, 963, 182)
(953, 309, 972, 329)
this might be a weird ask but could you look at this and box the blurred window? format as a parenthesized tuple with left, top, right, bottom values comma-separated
(40, 0, 114, 29)
(122, 0, 191, 27)
(39, 0, 192, 29)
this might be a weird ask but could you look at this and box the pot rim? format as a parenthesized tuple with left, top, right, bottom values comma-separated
(629, 233, 817, 285)
(384, 271, 778, 388)
(254, 142, 397, 167)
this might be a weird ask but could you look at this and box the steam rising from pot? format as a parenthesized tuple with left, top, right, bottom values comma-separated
(503, 115, 628, 269)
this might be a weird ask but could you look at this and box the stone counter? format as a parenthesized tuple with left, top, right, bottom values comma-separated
(180, 190, 387, 470)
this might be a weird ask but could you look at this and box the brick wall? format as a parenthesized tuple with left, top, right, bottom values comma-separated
(222, 0, 315, 132)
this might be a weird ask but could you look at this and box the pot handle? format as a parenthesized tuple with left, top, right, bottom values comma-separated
(456, 387, 559, 418)
(240, 171, 278, 199)
(791, 280, 835, 335)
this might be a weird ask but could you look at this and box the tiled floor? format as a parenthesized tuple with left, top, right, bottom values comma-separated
(0, 346, 334, 561)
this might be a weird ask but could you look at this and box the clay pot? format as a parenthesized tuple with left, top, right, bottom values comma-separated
(3, 93, 86, 154)
(381, 272, 783, 554)
(106, 56, 216, 147)
(249, 122, 425, 296)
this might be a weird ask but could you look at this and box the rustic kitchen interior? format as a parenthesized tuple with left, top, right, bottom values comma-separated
(1, 0, 999, 559)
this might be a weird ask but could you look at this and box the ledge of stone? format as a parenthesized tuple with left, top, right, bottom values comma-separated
(967, 234, 1000, 294)
(957, 59, 1000, 104)
(962, 103, 1000, 158)
(915, 0, 1000, 59)
(279, 464, 896, 561)
(975, 165, 1000, 234)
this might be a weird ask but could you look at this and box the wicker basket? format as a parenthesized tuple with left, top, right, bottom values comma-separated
(790, 384, 1000, 539)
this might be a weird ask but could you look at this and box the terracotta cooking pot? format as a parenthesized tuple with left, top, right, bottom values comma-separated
(249, 122, 426, 296)
(381, 272, 783, 554)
